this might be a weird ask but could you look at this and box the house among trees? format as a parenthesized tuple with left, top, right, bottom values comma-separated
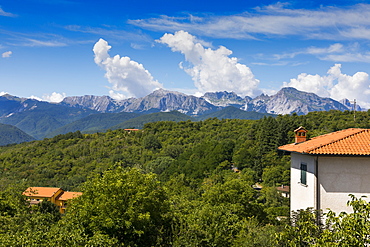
(278, 127, 370, 215)
(23, 187, 82, 214)
(276, 185, 290, 198)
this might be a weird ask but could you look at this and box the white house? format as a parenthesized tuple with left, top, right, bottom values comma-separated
(278, 127, 370, 214)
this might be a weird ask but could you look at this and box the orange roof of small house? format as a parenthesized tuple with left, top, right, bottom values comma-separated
(57, 191, 82, 201)
(278, 128, 370, 156)
(23, 187, 62, 198)
(276, 185, 290, 193)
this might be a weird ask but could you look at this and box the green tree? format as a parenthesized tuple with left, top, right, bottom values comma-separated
(318, 195, 370, 246)
(262, 164, 290, 187)
(0, 184, 63, 246)
(143, 134, 162, 150)
(170, 171, 273, 246)
(277, 196, 370, 246)
(276, 208, 323, 246)
(59, 166, 172, 246)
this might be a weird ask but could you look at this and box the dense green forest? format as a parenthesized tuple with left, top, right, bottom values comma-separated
(0, 110, 369, 246)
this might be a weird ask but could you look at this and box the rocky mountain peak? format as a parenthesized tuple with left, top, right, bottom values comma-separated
(245, 87, 349, 115)
(202, 91, 246, 107)
(61, 95, 116, 112)
(149, 88, 185, 97)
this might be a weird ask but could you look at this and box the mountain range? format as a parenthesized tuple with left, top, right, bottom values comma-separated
(0, 87, 361, 142)
(60, 87, 358, 115)
(244, 87, 354, 115)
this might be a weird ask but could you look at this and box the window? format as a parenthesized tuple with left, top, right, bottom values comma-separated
(300, 163, 307, 185)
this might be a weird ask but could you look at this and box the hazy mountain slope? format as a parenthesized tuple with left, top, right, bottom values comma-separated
(0, 94, 25, 117)
(0, 97, 97, 139)
(196, 106, 274, 120)
(111, 111, 194, 130)
(0, 123, 35, 146)
(47, 112, 141, 137)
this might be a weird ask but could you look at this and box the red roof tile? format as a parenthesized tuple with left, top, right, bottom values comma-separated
(57, 191, 82, 201)
(278, 128, 370, 156)
(23, 187, 62, 198)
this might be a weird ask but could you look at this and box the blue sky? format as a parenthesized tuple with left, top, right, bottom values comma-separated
(2, 0, 370, 107)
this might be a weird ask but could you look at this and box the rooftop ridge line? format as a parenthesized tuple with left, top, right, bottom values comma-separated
(306, 128, 366, 154)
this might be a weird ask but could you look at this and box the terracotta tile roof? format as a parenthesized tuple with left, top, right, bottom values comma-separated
(23, 187, 62, 198)
(57, 191, 82, 201)
(278, 128, 370, 156)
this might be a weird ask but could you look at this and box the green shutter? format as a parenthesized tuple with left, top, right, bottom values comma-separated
(300, 163, 307, 185)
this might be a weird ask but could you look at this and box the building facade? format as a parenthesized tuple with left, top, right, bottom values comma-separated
(279, 128, 370, 214)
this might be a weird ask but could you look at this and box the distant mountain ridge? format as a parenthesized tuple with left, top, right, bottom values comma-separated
(244, 87, 351, 115)
(0, 87, 361, 140)
(0, 95, 97, 139)
(61, 95, 117, 112)
(61, 89, 218, 115)
(339, 99, 362, 111)
(61, 87, 359, 116)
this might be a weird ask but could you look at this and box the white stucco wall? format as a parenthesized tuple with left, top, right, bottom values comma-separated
(318, 156, 370, 214)
(290, 153, 317, 212)
(291, 154, 370, 215)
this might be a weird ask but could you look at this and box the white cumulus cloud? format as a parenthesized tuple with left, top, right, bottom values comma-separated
(284, 64, 370, 108)
(29, 95, 43, 101)
(2, 51, 12, 58)
(157, 30, 260, 97)
(42, 92, 66, 103)
(109, 90, 126, 100)
(93, 38, 162, 98)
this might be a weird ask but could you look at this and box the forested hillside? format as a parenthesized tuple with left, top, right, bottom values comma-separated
(0, 110, 369, 246)
(46, 111, 141, 137)
(0, 123, 35, 146)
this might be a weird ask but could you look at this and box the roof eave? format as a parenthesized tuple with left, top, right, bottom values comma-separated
(280, 150, 370, 157)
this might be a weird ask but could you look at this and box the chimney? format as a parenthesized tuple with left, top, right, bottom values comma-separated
(294, 126, 307, 143)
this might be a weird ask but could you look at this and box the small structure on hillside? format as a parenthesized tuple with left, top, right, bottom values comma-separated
(23, 187, 82, 214)
(276, 185, 290, 198)
(124, 129, 140, 132)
